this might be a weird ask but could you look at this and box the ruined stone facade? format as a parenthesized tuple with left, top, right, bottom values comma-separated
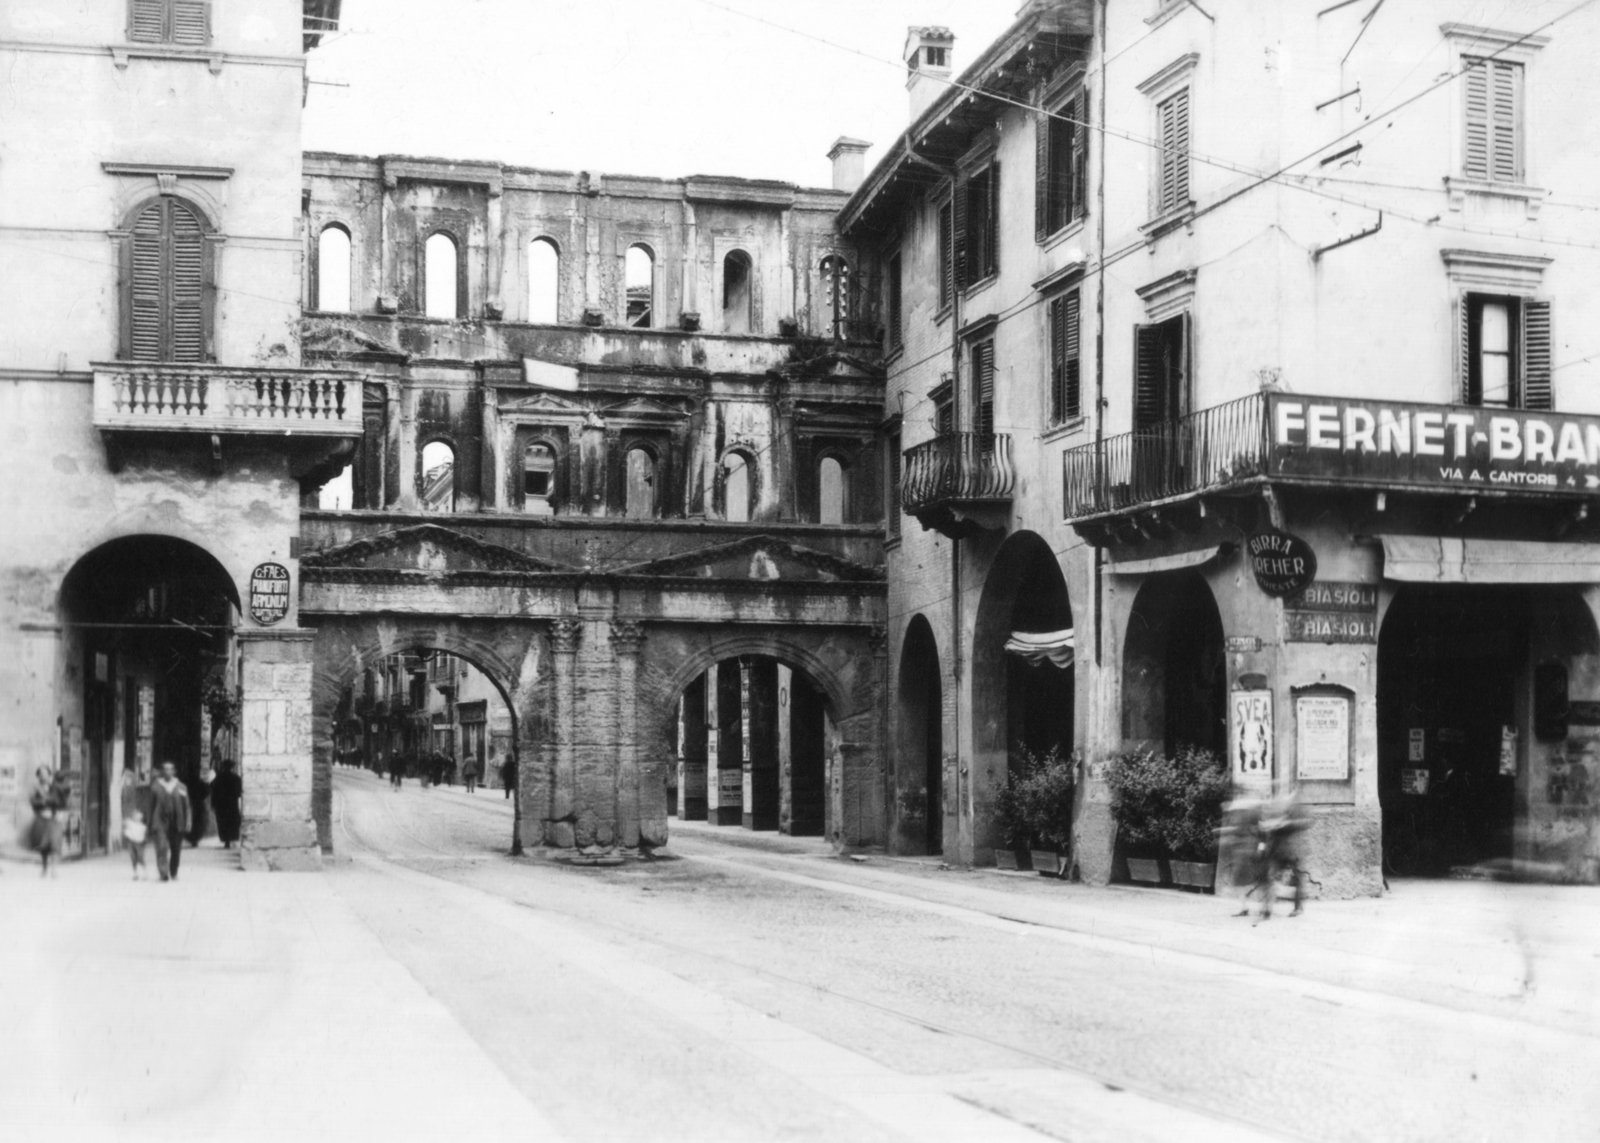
(297, 155, 889, 851)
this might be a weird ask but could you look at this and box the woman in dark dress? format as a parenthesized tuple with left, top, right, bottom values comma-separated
(211, 759, 243, 849)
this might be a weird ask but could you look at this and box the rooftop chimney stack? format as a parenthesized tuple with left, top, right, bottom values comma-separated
(827, 137, 873, 193)
(904, 26, 955, 123)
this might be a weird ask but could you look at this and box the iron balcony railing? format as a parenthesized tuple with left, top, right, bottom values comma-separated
(1062, 393, 1268, 520)
(902, 432, 1016, 514)
(93, 363, 363, 436)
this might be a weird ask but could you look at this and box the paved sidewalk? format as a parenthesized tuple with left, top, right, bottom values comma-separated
(0, 846, 565, 1143)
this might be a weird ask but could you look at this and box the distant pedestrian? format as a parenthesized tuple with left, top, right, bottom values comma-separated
(501, 753, 517, 800)
(388, 751, 405, 790)
(1255, 786, 1311, 922)
(1217, 796, 1263, 918)
(462, 756, 480, 794)
(211, 759, 243, 849)
(120, 767, 152, 879)
(185, 770, 210, 847)
(149, 761, 192, 882)
(28, 767, 67, 877)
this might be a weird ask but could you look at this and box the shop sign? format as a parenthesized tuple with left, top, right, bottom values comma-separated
(717, 768, 742, 803)
(1284, 581, 1377, 613)
(249, 562, 291, 626)
(1247, 531, 1318, 597)
(1230, 689, 1274, 786)
(1408, 728, 1425, 761)
(1285, 611, 1378, 643)
(1295, 694, 1350, 781)
(1226, 636, 1263, 654)
(1401, 767, 1430, 795)
(1268, 394, 1600, 496)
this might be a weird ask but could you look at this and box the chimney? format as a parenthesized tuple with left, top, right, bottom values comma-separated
(827, 137, 872, 193)
(904, 26, 955, 123)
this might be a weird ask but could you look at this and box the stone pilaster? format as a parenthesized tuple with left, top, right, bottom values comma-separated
(609, 620, 645, 848)
(237, 628, 320, 871)
(548, 617, 581, 848)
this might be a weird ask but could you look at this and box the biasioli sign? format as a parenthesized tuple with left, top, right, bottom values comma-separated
(1268, 395, 1600, 494)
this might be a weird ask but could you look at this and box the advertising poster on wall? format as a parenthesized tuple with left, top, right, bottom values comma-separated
(1230, 689, 1274, 787)
(1296, 693, 1350, 780)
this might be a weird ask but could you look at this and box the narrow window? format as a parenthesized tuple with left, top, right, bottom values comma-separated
(1036, 89, 1088, 240)
(887, 251, 903, 350)
(1463, 57, 1523, 184)
(528, 238, 560, 324)
(1049, 289, 1082, 423)
(424, 232, 459, 319)
(723, 452, 752, 522)
(420, 441, 456, 513)
(1464, 295, 1551, 409)
(935, 395, 955, 436)
(723, 250, 752, 334)
(318, 465, 354, 511)
(128, 0, 209, 46)
(971, 339, 996, 441)
(317, 225, 352, 313)
(937, 198, 953, 310)
(818, 456, 846, 525)
(626, 244, 654, 328)
(1133, 314, 1190, 428)
(1155, 88, 1191, 216)
(126, 196, 207, 363)
(820, 255, 851, 337)
(886, 431, 902, 537)
(963, 163, 999, 283)
(524, 442, 556, 514)
(625, 447, 656, 518)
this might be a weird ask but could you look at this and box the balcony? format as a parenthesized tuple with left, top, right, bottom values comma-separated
(902, 432, 1015, 538)
(93, 363, 363, 437)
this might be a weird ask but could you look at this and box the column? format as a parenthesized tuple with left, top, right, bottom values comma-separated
(548, 617, 581, 848)
(609, 620, 644, 848)
(777, 664, 793, 834)
(773, 397, 799, 522)
(237, 628, 319, 871)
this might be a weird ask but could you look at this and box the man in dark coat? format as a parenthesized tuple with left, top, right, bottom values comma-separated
(211, 759, 243, 849)
(149, 760, 192, 882)
(501, 753, 518, 800)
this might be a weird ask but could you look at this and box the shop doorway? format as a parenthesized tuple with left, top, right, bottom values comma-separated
(1378, 587, 1523, 875)
(898, 615, 944, 854)
(1121, 570, 1226, 756)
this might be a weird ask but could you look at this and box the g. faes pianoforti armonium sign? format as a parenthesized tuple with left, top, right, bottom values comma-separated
(1247, 530, 1318, 597)
(249, 562, 291, 626)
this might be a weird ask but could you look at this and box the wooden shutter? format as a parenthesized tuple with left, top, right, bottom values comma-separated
(1071, 89, 1090, 221)
(1463, 60, 1490, 181)
(952, 173, 969, 290)
(168, 200, 206, 362)
(1461, 294, 1478, 404)
(1523, 300, 1552, 410)
(1049, 295, 1066, 423)
(938, 199, 953, 309)
(887, 433, 902, 535)
(129, 202, 165, 361)
(1035, 112, 1051, 242)
(1158, 89, 1190, 213)
(974, 340, 995, 439)
(171, 0, 209, 45)
(985, 163, 1000, 279)
(1491, 60, 1521, 183)
(1063, 289, 1081, 420)
(1134, 323, 1162, 429)
(887, 253, 903, 349)
(129, 0, 165, 42)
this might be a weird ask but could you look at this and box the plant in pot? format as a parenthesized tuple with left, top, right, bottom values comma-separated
(1017, 746, 1076, 877)
(1106, 746, 1176, 885)
(1162, 745, 1230, 892)
(992, 772, 1033, 871)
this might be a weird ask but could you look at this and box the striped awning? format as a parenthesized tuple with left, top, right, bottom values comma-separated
(1004, 629, 1075, 669)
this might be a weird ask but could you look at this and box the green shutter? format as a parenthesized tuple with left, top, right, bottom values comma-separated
(1523, 300, 1552, 410)
(1491, 60, 1521, 183)
(1071, 89, 1090, 221)
(129, 202, 165, 361)
(169, 200, 206, 362)
(952, 174, 968, 290)
(1134, 323, 1162, 429)
(1158, 89, 1190, 213)
(1063, 289, 1081, 420)
(1049, 295, 1066, 423)
(1463, 59, 1490, 181)
(986, 163, 1000, 278)
(129, 0, 166, 42)
(170, 0, 209, 45)
(975, 340, 995, 439)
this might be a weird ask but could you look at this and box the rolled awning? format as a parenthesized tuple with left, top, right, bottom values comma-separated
(1004, 629, 1075, 669)
(1108, 546, 1223, 576)
(1381, 535, 1600, 584)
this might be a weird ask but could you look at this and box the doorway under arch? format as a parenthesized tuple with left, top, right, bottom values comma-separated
(898, 615, 944, 854)
(1121, 570, 1226, 756)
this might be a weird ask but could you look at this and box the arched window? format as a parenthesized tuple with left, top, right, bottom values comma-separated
(318, 465, 354, 511)
(625, 447, 656, 519)
(528, 237, 559, 323)
(723, 249, 752, 334)
(424, 232, 459, 319)
(722, 451, 753, 523)
(317, 224, 352, 313)
(420, 440, 455, 512)
(125, 196, 208, 362)
(820, 255, 850, 337)
(818, 456, 847, 524)
(524, 442, 557, 514)
(625, 244, 654, 328)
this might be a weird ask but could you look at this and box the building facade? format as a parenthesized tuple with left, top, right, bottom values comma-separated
(847, 0, 1600, 891)
(1, 0, 348, 868)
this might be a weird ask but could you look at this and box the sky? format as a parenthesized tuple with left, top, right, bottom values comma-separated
(301, 0, 1018, 187)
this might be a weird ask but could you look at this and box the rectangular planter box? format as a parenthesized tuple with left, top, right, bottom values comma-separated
(994, 849, 1032, 871)
(1126, 856, 1166, 885)
(1030, 849, 1064, 876)
(1170, 860, 1217, 892)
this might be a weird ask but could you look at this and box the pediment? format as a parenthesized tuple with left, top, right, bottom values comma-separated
(612, 534, 883, 583)
(605, 396, 692, 422)
(300, 524, 570, 574)
(500, 390, 587, 416)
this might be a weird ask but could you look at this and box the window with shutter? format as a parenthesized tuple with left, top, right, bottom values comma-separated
(1463, 293, 1549, 409)
(1037, 90, 1086, 242)
(952, 173, 969, 292)
(170, 0, 209, 45)
(937, 199, 953, 310)
(1523, 300, 1552, 410)
(126, 197, 209, 363)
(973, 339, 995, 440)
(1133, 314, 1187, 428)
(1155, 88, 1191, 215)
(128, 0, 210, 45)
(129, 0, 166, 41)
(887, 431, 902, 536)
(1463, 57, 1523, 183)
(1048, 289, 1081, 424)
(964, 163, 998, 284)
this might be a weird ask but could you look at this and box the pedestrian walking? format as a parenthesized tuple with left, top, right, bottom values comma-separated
(388, 751, 405, 790)
(1217, 795, 1263, 918)
(462, 756, 480, 794)
(501, 753, 518, 800)
(185, 769, 210, 847)
(211, 759, 243, 849)
(120, 766, 152, 879)
(149, 761, 192, 882)
(27, 767, 67, 877)
(1254, 785, 1311, 923)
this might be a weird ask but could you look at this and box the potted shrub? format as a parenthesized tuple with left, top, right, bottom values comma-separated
(1017, 746, 1076, 877)
(1163, 746, 1230, 892)
(1106, 746, 1174, 885)
(992, 773, 1033, 871)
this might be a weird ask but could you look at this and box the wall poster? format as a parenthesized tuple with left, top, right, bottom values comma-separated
(1295, 693, 1350, 780)
(1230, 689, 1274, 786)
